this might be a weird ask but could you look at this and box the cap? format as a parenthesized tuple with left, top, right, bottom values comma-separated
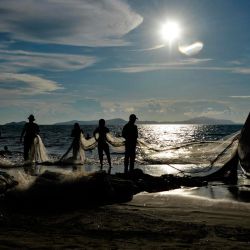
(28, 114, 35, 121)
(129, 114, 138, 120)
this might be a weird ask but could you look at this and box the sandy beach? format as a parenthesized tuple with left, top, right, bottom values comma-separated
(1, 190, 250, 249)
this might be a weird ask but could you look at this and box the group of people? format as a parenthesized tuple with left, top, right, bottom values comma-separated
(20, 114, 139, 174)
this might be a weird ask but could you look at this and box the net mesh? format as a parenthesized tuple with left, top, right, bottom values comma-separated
(238, 113, 250, 170)
(137, 131, 239, 167)
(60, 133, 97, 164)
(29, 135, 49, 163)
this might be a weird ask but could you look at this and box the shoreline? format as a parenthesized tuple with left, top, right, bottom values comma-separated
(1, 164, 250, 248)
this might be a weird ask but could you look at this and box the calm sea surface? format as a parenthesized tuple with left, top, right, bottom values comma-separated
(1, 124, 250, 203)
(0, 124, 242, 156)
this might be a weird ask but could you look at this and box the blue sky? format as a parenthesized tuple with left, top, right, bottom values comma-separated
(0, 0, 250, 124)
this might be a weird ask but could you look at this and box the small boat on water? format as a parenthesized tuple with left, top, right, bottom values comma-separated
(238, 112, 250, 178)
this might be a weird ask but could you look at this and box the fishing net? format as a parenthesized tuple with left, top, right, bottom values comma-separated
(238, 113, 250, 171)
(59, 130, 240, 170)
(137, 131, 240, 169)
(106, 133, 125, 153)
(60, 133, 97, 164)
(29, 135, 49, 163)
(21, 126, 241, 175)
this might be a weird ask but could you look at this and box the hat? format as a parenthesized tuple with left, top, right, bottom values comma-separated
(129, 114, 138, 120)
(28, 114, 35, 121)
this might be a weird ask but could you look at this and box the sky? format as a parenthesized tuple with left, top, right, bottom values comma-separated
(0, 0, 250, 124)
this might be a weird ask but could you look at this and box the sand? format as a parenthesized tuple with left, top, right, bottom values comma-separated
(0, 190, 250, 249)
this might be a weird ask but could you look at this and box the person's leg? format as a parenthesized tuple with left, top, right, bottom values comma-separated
(98, 145, 103, 170)
(24, 142, 29, 161)
(24, 138, 32, 161)
(103, 144, 112, 174)
(72, 139, 79, 160)
(124, 146, 129, 174)
(129, 146, 136, 172)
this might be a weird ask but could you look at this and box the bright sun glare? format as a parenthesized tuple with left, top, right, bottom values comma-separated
(160, 21, 181, 44)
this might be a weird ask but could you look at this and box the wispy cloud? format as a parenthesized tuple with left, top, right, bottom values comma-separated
(178, 42, 204, 56)
(105, 59, 250, 74)
(229, 96, 250, 98)
(232, 68, 250, 74)
(105, 59, 214, 73)
(0, 73, 63, 96)
(131, 44, 166, 52)
(0, 49, 98, 72)
(0, 0, 143, 46)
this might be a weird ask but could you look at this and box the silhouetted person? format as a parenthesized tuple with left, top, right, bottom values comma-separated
(71, 123, 83, 160)
(94, 119, 112, 174)
(20, 114, 40, 161)
(85, 133, 91, 140)
(4, 146, 10, 153)
(122, 114, 138, 173)
(0, 146, 11, 156)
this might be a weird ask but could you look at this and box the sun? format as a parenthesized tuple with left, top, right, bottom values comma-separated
(159, 20, 181, 45)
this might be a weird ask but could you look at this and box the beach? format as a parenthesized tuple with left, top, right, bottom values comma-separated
(0, 124, 249, 249)
(1, 189, 250, 249)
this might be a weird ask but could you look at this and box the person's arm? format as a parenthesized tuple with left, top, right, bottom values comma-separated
(135, 126, 138, 140)
(93, 128, 99, 140)
(20, 124, 27, 143)
(122, 125, 126, 139)
(36, 124, 40, 135)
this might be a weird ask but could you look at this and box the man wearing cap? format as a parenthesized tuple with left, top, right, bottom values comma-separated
(20, 114, 40, 161)
(122, 114, 138, 173)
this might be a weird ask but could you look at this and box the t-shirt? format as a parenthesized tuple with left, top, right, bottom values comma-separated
(94, 127, 109, 144)
(23, 122, 40, 139)
(122, 122, 138, 145)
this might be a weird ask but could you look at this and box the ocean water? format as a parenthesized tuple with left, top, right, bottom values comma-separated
(1, 123, 250, 203)
(0, 124, 242, 167)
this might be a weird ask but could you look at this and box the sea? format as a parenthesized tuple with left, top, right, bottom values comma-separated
(1, 124, 250, 203)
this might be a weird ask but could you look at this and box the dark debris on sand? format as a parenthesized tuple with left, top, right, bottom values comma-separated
(0, 168, 209, 211)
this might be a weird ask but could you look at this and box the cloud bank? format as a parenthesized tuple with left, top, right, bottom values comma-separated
(0, 73, 63, 96)
(0, 0, 143, 46)
(0, 49, 97, 72)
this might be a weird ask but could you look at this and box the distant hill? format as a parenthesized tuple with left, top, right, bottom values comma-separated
(3, 121, 26, 126)
(3, 116, 235, 126)
(139, 116, 234, 125)
(176, 116, 235, 125)
(54, 118, 127, 126)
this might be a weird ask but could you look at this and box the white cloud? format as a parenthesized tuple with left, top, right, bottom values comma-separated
(232, 68, 250, 74)
(105, 60, 250, 74)
(105, 59, 214, 73)
(100, 99, 233, 122)
(0, 73, 63, 96)
(229, 96, 250, 98)
(0, 0, 143, 46)
(0, 49, 97, 72)
(178, 42, 204, 56)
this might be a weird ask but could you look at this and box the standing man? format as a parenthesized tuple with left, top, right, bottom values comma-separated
(122, 114, 138, 173)
(20, 114, 40, 161)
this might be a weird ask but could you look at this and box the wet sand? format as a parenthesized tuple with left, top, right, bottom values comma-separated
(1, 191, 250, 249)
